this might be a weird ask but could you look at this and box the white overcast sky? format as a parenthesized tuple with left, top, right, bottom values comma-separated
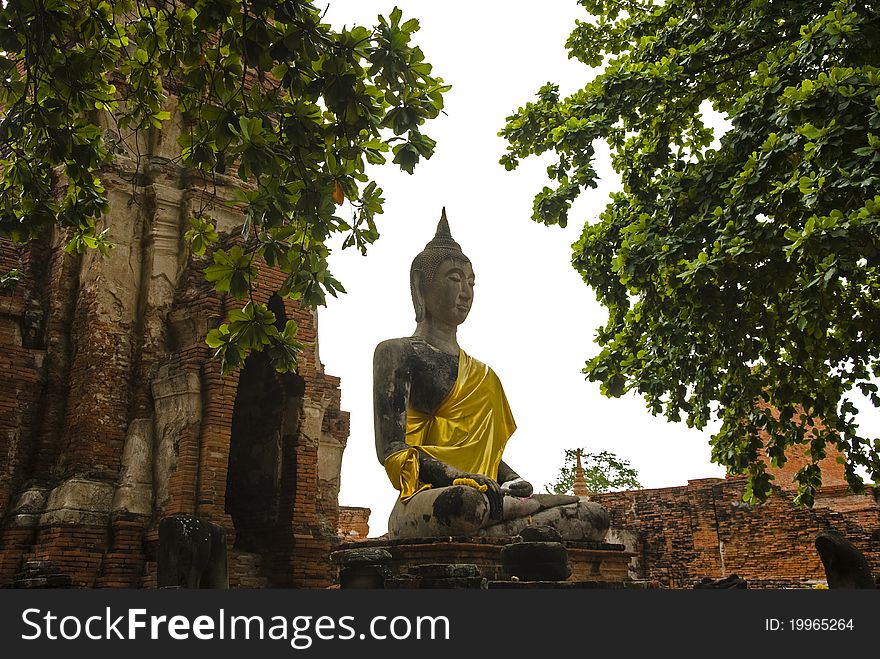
(314, 2, 879, 535)
(314, 1, 731, 535)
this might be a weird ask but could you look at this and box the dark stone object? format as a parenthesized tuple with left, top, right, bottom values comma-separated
(419, 576, 487, 589)
(13, 561, 72, 589)
(330, 547, 392, 567)
(339, 565, 391, 589)
(693, 574, 748, 589)
(501, 541, 571, 581)
(158, 514, 228, 589)
(384, 575, 487, 589)
(489, 580, 625, 589)
(413, 563, 482, 579)
(518, 526, 563, 543)
(433, 486, 487, 526)
(384, 576, 420, 589)
(815, 530, 876, 589)
(332, 548, 393, 589)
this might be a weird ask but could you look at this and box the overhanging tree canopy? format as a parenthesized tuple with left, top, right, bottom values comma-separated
(501, 0, 880, 505)
(0, 0, 447, 372)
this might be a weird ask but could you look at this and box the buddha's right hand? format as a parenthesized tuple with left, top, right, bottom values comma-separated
(458, 473, 503, 522)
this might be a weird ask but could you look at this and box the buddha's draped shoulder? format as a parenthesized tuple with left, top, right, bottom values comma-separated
(384, 350, 516, 500)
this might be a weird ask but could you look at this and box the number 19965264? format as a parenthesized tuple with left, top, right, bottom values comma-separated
(765, 619, 854, 631)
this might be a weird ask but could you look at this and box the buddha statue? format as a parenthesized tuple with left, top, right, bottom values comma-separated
(373, 209, 610, 541)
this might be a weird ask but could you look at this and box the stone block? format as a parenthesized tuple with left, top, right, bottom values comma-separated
(501, 541, 571, 581)
(42, 478, 114, 527)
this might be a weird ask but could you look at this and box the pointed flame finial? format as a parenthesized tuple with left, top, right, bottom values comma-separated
(423, 206, 461, 251)
(437, 206, 450, 238)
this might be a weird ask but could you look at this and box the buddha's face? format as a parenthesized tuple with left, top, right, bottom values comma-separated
(423, 258, 475, 326)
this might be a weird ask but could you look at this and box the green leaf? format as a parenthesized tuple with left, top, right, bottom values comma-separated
(1, 0, 448, 377)
(204, 246, 256, 299)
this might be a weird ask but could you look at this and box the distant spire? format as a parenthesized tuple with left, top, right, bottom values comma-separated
(573, 448, 590, 499)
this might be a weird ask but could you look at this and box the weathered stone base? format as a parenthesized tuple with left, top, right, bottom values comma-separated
(487, 580, 661, 589)
(334, 536, 635, 587)
(12, 560, 73, 589)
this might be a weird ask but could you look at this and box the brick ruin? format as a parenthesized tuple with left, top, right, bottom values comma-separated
(338, 506, 371, 542)
(0, 107, 350, 588)
(591, 450, 880, 588)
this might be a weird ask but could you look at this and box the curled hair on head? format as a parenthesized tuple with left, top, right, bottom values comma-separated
(410, 208, 470, 322)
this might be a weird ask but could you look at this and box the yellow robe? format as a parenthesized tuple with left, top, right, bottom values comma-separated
(384, 349, 517, 501)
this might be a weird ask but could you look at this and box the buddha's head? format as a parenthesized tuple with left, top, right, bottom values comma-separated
(410, 208, 474, 326)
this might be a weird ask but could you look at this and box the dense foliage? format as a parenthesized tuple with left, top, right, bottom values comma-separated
(502, 0, 880, 504)
(0, 0, 447, 372)
(546, 448, 642, 495)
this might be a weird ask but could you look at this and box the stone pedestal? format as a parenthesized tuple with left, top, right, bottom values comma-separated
(386, 563, 488, 589)
(334, 536, 635, 588)
(501, 541, 570, 581)
(13, 561, 73, 589)
(331, 547, 392, 589)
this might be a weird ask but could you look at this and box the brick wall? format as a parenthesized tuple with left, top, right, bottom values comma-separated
(0, 241, 44, 521)
(760, 430, 849, 490)
(592, 477, 880, 588)
(338, 506, 371, 540)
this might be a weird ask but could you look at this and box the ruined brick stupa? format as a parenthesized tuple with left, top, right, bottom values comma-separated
(0, 107, 350, 588)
